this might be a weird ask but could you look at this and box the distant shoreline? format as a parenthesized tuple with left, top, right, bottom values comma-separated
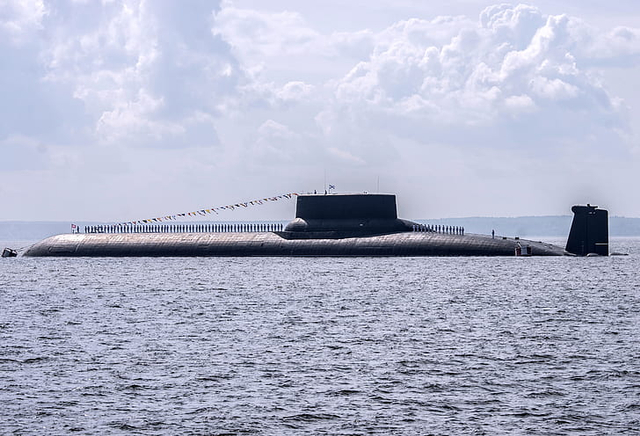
(2, 216, 640, 241)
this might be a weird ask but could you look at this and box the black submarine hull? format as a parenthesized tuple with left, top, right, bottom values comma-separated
(22, 193, 606, 257)
(24, 231, 565, 257)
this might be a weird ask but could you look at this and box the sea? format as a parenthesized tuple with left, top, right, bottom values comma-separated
(1, 238, 639, 435)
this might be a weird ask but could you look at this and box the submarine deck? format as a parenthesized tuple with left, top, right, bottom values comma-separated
(24, 231, 566, 257)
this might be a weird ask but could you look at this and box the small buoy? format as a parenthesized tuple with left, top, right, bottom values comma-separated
(2, 248, 18, 258)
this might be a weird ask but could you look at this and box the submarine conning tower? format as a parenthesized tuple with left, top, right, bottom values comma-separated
(283, 193, 414, 237)
(565, 204, 609, 256)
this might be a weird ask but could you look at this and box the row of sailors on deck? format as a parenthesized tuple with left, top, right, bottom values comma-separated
(412, 224, 464, 235)
(82, 222, 463, 235)
(84, 223, 285, 234)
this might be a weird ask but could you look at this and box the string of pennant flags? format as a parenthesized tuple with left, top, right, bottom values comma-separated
(116, 192, 299, 226)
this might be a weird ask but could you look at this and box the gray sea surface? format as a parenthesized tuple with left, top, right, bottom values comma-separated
(1, 238, 639, 435)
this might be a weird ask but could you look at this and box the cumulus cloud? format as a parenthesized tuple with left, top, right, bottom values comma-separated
(212, 1, 375, 84)
(208, 2, 640, 216)
(253, 119, 301, 161)
(0, 0, 47, 44)
(276, 81, 315, 102)
(2, 1, 640, 220)
(33, 0, 238, 149)
(214, 2, 639, 162)
(212, 6, 320, 59)
(328, 5, 631, 143)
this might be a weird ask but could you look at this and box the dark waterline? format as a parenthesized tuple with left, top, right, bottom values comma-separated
(1, 239, 639, 435)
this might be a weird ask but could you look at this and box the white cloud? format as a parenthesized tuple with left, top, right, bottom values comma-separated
(2, 1, 640, 220)
(276, 81, 315, 102)
(529, 76, 579, 100)
(209, 2, 640, 216)
(213, 5, 320, 59)
(327, 147, 366, 165)
(212, 1, 376, 86)
(306, 4, 638, 159)
(258, 119, 297, 139)
(0, 0, 47, 44)
(38, 0, 238, 149)
(504, 94, 535, 112)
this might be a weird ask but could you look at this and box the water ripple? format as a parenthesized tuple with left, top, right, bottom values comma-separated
(1, 240, 639, 434)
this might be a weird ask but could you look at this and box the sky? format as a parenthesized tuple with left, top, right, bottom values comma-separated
(1, 0, 639, 222)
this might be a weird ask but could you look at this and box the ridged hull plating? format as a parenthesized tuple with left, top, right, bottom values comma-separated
(24, 232, 565, 257)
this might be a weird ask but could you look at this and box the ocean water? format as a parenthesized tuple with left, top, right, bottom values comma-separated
(1, 238, 639, 435)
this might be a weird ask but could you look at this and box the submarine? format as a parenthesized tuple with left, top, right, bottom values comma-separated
(23, 194, 608, 257)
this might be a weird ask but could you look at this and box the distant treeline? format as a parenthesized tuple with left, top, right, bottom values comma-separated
(1, 216, 640, 241)
(417, 216, 640, 237)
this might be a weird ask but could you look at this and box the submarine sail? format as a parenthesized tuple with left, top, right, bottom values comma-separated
(565, 204, 609, 256)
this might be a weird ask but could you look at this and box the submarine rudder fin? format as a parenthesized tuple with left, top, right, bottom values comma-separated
(565, 204, 609, 256)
